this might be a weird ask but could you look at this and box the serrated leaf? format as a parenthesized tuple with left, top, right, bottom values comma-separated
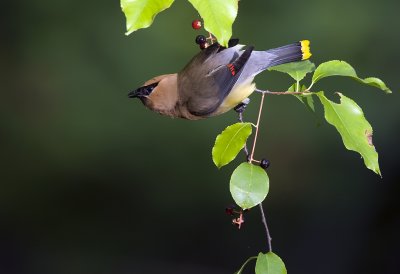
(187, 0, 238, 47)
(317, 92, 381, 176)
(269, 60, 315, 82)
(255, 252, 287, 274)
(212, 122, 252, 168)
(312, 60, 392, 93)
(121, 0, 175, 35)
(230, 163, 269, 209)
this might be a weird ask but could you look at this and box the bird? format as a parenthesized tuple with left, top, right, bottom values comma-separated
(128, 39, 311, 120)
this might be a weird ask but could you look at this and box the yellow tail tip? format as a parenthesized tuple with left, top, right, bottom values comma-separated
(300, 40, 312, 60)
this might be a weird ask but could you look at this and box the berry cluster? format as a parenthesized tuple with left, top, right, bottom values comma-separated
(191, 19, 213, 50)
(195, 35, 208, 49)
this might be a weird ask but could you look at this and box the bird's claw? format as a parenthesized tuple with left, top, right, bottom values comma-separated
(234, 98, 250, 114)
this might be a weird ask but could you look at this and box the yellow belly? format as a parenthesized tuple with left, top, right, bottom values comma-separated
(215, 81, 256, 115)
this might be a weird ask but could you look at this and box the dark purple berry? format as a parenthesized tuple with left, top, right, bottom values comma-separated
(225, 207, 234, 215)
(192, 19, 202, 30)
(260, 159, 270, 170)
(195, 35, 206, 45)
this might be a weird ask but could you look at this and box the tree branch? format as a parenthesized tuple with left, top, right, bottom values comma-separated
(259, 202, 272, 252)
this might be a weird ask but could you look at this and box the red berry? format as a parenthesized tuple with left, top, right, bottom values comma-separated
(192, 19, 202, 30)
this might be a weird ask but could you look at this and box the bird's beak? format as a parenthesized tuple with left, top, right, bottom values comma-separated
(128, 87, 146, 98)
(128, 83, 158, 99)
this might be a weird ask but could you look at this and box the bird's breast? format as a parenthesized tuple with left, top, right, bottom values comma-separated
(214, 80, 256, 115)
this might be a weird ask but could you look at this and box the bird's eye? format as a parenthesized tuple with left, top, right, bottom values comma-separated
(145, 82, 158, 94)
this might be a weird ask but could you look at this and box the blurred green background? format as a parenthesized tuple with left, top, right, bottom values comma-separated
(1, 0, 399, 273)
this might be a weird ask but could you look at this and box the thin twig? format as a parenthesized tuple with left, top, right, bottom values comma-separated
(249, 92, 265, 162)
(255, 88, 312, 95)
(237, 92, 272, 252)
(238, 112, 250, 160)
(259, 202, 272, 252)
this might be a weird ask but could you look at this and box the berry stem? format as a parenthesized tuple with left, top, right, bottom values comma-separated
(206, 32, 216, 44)
(249, 92, 265, 163)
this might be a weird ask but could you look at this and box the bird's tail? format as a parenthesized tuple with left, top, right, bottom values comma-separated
(266, 40, 311, 67)
(231, 40, 311, 82)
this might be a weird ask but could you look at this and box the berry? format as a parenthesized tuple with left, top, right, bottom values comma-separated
(192, 19, 202, 30)
(260, 159, 270, 170)
(228, 38, 239, 48)
(195, 35, 206, 45)
(225, 207, 234, 215)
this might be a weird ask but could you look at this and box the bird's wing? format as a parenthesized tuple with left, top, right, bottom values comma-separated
(180, 45, 253, 117)
(210, 45, 254, 102)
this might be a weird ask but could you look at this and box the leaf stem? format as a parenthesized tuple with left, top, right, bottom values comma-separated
(235, 256, 258, 274)
(307, 81, 315, 91)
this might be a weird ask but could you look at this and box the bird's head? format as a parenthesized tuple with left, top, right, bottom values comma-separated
(128, 74, 179, 117)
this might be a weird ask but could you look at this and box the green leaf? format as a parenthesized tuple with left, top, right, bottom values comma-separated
(230, 163, 269, 209)
(312, 60, 356, 82)
(288, 83, 315, 113)
(269, 60, 315, 82)
(121, 0, 175, 35)
(317, 92, 381, 175)
(357, 77, 391, 93)
(255, 252, 287, 274)
(212, 122, 252, 168)
(187, 0, 238, 47)
(311, 60, 392, 93)
(298, 93, 315, 113)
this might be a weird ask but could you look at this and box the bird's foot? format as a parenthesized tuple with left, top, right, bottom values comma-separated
(234, 98, 250, 114)
(235, 98, 250, 123)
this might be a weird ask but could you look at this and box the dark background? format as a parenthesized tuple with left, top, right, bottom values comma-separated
(1, 0, 399, 273)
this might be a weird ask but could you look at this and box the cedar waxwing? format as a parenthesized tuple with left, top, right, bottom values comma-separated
(128, 40, 311, 120)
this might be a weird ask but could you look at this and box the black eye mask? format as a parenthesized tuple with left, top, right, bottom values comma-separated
(128, 82, 159, 98)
